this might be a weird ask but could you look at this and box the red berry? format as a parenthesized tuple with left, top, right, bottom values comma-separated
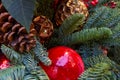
(39, 46, 84, 80)
(0, 53, 10, 70)
(90, 1, 96, 6)
(94, 0, 98, 4)
(91, 1, 97, 6)
(109, 1, 117, 8)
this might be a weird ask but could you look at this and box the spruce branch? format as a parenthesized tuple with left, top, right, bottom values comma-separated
(1, 45, 22, 64)
(76, 43, 103, 58)
(32, 40, 51, 66)
(99, 23, 120, 47)
(0, 65, 25, 80)
(84, 7, 120, 29)
(88, 0, 113, 13)
(83, 54, 113, 69)
(84, 7, 107, 29)
(58, 27, 112, 46)
(23, 74, 38, 80)
(58, 13, 85, 37)
(22, 53, 49, 80)
(78, 62, 118, 80)
(112, 23, 120, 37)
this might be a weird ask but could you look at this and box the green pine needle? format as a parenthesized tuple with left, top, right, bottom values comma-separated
(22, 53, 50, 80)
(58, 13, 85, 37)
(83, 54, 112, 69)
(1, 45, 22, 64)
(58, 27, 112, 46)
(0, 65, 25, 80)
(32, 40, 51, 66)
(78, 62, 117, 80)
(84, 7, 120, 29)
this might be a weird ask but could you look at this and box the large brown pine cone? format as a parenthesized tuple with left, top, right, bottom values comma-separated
(55, 0, 89, 26)
(0, 1, 36, 53)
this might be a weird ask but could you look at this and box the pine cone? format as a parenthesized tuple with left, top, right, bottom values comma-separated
(55, 0, 89, 26)
(0, 2, 36, 53)
(31, 16, 54, 44)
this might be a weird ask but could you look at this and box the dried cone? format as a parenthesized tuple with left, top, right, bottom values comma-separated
(0, 1, 36, 53)
(31, 16, 54, 44)
(55, 0, 89, 26)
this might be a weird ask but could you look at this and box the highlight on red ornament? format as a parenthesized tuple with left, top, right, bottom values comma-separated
(39, 46, 84, 80)
(0, 52, 10, 70)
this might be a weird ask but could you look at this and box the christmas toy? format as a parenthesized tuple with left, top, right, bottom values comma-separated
(0, 0, 120, 80)
(40, 46, 84, 80)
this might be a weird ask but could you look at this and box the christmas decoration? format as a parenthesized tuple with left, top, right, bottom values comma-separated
(31, 16, 54, 44)
(84, 0, 98, 7)
(0, 52, 10, 70)
(104, 1, 117, 8)
(0, 1, 36, 52)
(55, 0, 89, 26)
(1, 0, 120, 80)
(39, 46, 84, 80)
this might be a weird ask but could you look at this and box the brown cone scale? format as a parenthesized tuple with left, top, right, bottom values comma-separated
(0, 1, 36, 53)
(55, 0, 89, 26)
(31, 16, 54, 44)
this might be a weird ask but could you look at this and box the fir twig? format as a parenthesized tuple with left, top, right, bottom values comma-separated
(88, 0, 112, 12)
(78, 62, 118, 80)
(58, 27, 112, 46)
(22, 53, 49, 80)
(1, 45, 22, 64)
(32, 40, 51, 66)
(58, 13, 85, 37)
(0, 65, 25, 80)
(84, 7, 120, 29)
(23, 74, 38, 80)
(83, 54, 112, 69)
(76, 43, 102, 58)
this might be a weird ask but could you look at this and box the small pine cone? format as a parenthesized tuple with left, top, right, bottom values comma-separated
(0, 2, 36, 53)
(31, 16, 54, 44)
(55, 0, 89, 26)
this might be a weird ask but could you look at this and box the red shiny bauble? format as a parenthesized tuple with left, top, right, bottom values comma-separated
(39, 46, 84, 80)
(0, 53, 10, 70)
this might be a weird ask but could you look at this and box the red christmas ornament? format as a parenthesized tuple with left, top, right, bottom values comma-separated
(39, 46, 84, 80)
(0, 52, 10, 70)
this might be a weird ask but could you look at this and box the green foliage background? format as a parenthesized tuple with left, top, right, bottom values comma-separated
(1, 0, 120, 80)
